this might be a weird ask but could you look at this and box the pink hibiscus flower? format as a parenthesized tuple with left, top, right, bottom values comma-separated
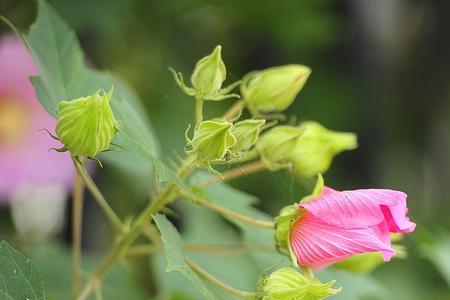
(0, 34, 74, 203)
(290, 187, 415, 270)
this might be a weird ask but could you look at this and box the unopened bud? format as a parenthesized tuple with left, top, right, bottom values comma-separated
(188, 120, 236, 162)
(230, 119, 265, 156)
(257, 267, 341, 300)
(55, 89, 117, 157)
(170, 46, 240, 101)
(256, 126, 302, 170)
(242, 64, 311, 115)
(290, 121, 357, 177)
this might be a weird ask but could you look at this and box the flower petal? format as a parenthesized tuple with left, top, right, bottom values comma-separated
(290, 212, 394, 270)
(301, 188, 411, 230)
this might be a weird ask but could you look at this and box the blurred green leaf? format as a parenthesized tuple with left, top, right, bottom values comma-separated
(153, 214, 236, 300)
(0, 240, 45, 300)
(30, 243, 147, 300)
(3, 0, 189, 189)
(421, 234, 450, 286)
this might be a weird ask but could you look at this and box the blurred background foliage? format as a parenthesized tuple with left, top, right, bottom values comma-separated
(1, 0, 450, 299)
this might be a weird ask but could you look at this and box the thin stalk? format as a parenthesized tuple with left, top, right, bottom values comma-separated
(197, 160, 266, 188)
(302, 266, 315, 279)
(187, 258, 256, 299)
(126, 243, 274, 256)
(75, 156, 197, 300)
(72, 159, 123, 231)
(223, 100, 244, 121)
(72, 169, 85, 296)
(190, 193, 274, 228)
(195, 97, 204, 124)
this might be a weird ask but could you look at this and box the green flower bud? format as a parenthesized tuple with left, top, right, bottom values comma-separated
(274, 204, 302, 258)
(230, 119, 266, 156)
(290, 121, 357, 177)
(257, 267, 341, 300)
(188, 120, 236, 162)
(256, 126, 303, 170)
(191, 45, 226, 100)
(170, 46, 240, 101)
(242, 64, 311, 115)
(55, 89, 118, 157)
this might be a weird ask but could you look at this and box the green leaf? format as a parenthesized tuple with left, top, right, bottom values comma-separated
(153, 214, 235, 300)
(0, 241, 45, 300)
(3, 0, 187, 188)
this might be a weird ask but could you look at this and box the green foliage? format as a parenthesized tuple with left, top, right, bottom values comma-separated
(0, 241, 45, 300)
(3, 0, 189, 189)
(153, 214, 234, 300)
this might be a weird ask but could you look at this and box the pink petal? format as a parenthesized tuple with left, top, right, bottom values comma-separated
(301, 188, 413, 230)
(290, 212, 394, 270)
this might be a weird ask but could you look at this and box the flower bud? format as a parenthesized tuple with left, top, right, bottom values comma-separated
(241, 64, 311, 115)
(257, 267, 341, 300)
(55, 89, 118, 157)
(290, 122, 357, 177)
(188, 120, 236, 162)
(191, 45, 226, 100)
(230, 119, 265, 156)
(256, 126, 303, 170)
(170, 46, 240, 101)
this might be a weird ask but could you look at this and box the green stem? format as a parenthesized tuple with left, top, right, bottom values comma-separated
(72, 158, 123, 231)
(72, 168, 85, 296)
(223, 100, 244, 121)
(197, 160, 266, 188)
(75, 156, 197, 300)
(302, 266, 315, 279)
(195, 97, 204, 124)
(187, 193, 274, 228)
(186, 258, 256, 299)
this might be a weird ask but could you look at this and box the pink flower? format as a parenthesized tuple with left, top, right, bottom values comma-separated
(0, 35, 74, 203)
(290, 187, 415, 270)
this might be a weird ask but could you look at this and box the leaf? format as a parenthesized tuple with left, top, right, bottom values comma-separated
(30, 243, 147, 300)
(421, 233, 450, 286)
(0, 241, 45, 300)
(2, 0, 187, 188)
(153, 214, 235, 300)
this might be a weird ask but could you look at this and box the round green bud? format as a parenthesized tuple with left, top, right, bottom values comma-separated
(55, 89, 118, 157)
(230, 119, 265, 156)
(191, 45, 226, 100)
(290, 121, 357, 177)
(257, 267, 341, 300)
(256, 126, 303, 170)
(241, 64, 311, 115)
(188, 120, 236, 162)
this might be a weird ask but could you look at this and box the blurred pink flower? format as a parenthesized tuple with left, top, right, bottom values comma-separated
(0, 34, 74, 203)
(290, 187, 415, 270)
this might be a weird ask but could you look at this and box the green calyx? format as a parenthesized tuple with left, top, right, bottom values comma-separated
(55, 89, 118, 158)
(187, 120, 236, 162)
(242, 64, 311, 116)
(170, 45, 240, 101)
(274, 203, 302, 259)
(230, 119, 266, 157)
(257, 267, 341, 300)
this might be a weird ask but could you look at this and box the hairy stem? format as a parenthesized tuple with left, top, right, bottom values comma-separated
(188, 193, 274, 228)
(198, 160, 266, 188)
(72, 169, 85, 296)
(72, 159, 123, 231)
(195, 97, 204, 124)
(187, 258, 256, 299)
